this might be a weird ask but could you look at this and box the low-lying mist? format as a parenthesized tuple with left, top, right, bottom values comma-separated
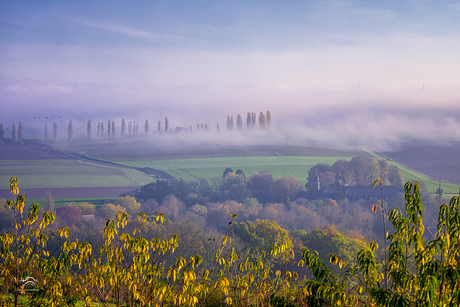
(3, 105, 460, 152)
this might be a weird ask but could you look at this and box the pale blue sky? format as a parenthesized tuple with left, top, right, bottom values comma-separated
(1, 1, 459, 138)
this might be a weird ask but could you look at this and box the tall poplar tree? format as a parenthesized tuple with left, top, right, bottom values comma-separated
(97, 122, 101, 138)
(53, 122, 57, 143)
(101, 122, 104, 139)
(251, 112, 256, 128)
(259, 112, 266, 129)
(0, 123, 4, 144)
(111, 121, 115, 139)
(87, 119, 92, 141)
(226, 116, 233, 131)
(246, 112, 251, 129)
(266, 110, 271, 128)
(158, 120, 161, 133)
(121, 119, 126, 137)
(144, 119, 149, 136)
(128, 121, 132, 136)
(107, 120, 111, 139)
(17, 121, 23, 141)
(236, 114, 242, 131)
(12, 123, 17, 142)
(165, 117, 169, 133)
(67, 120, 73, 141)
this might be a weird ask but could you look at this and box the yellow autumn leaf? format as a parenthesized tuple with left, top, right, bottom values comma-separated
(371, 204, 378, 213)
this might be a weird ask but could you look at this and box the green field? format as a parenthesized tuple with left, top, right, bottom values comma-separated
(369, 151, 460, 195)
(120, 156, 354, 187)
(3, 154, 457, 196)
(56, 139, 365, 161)
(2, 140, 458, 196)
(120, 154, 460, 195)
(0, 160, 154, 189)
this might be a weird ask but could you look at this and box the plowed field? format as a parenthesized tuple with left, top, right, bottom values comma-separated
(382, 142, 460, 185)
(0, 145, 74, 160)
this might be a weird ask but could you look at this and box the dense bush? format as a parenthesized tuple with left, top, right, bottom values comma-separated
(2, 177, 459, 306)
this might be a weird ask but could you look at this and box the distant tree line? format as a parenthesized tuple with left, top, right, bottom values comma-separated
(227, 110, 271, 131)
(306, 156, 405, 189)
(0, 122, 24, 144)
(0, 111, 273, 145)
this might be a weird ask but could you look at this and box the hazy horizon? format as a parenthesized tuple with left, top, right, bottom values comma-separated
(1, 1, 459, 145)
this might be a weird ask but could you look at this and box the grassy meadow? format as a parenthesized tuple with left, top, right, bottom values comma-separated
(2, 139, 458, 197)
(121, 153, 460, 195)
(56, 137, 365, 161)
(0, 159, 153, 189)
(119, 156, 354, 187)
(3, 154, 457, 196)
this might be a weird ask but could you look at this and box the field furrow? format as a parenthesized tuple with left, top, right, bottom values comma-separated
(122, 169, 155, 186)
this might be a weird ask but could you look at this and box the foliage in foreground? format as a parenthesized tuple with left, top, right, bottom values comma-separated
(1, 177, 460, 306)
(300, 181, 460, 307)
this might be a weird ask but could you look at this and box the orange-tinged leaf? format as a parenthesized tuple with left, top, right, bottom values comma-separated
(371, 204, 377, 213)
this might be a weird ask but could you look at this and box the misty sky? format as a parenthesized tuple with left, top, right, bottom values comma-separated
(1, 1, 460, 142)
